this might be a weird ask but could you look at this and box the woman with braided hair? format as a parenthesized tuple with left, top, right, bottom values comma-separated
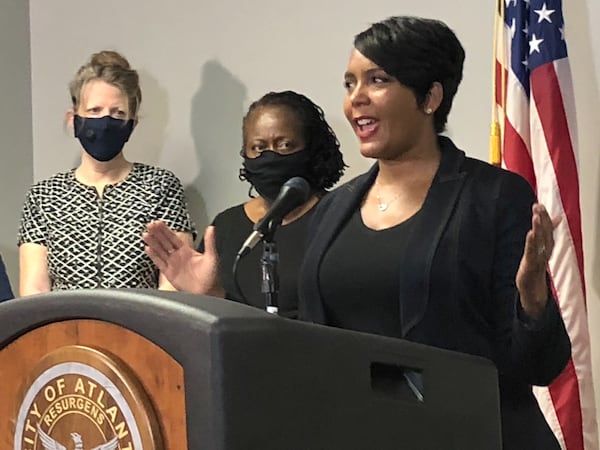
(145, 90, 345, 317)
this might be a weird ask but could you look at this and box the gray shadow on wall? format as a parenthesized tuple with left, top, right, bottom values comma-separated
(126, 69, 169, 165)
(188, 60, 248, 232)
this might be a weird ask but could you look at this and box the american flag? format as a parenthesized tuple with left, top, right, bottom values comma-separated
(492, 0, 598, 448)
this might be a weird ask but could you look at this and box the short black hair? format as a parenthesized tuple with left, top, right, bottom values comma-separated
(354, 16, 465, 133)
(241, 90, 346, 191)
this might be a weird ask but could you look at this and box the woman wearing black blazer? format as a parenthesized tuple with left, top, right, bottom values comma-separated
(142, 15, 571, 449)
(298, 16, 570, 450)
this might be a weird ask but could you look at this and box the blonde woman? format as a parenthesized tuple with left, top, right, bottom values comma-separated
(18, 51, 194, 295)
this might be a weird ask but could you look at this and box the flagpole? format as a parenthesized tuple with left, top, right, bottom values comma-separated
(490, 0, 505, 166)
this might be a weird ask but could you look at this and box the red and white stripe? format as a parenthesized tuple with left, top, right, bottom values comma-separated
(495, 12, 598, 450)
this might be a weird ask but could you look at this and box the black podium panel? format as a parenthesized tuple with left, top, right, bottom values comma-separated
(0, 290, 502, 449)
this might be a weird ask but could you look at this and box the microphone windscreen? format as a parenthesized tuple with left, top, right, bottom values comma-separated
(283, 176, 310, 202)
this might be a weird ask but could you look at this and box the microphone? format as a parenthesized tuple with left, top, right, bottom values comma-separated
(237, 177, 311, 257)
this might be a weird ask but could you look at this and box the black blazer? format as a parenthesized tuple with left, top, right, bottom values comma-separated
(299, 136, 570, 449)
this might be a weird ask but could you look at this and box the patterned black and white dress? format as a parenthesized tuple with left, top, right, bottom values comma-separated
(18, 163, 196, 290)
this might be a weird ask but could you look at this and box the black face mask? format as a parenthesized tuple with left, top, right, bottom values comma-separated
(74, 115, 134, 162)
(241, 150, 312, 202)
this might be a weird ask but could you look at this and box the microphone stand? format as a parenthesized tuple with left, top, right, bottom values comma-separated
(260, 219, 280, 315)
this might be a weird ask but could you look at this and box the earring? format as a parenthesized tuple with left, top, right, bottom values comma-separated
(425, 107, 433, 115)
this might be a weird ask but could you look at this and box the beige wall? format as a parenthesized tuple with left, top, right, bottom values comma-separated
(568, 0, 600, 437)
(0, 0, 33, 289)
(14, 0, 600, 438)
(26, 0, 495, 226)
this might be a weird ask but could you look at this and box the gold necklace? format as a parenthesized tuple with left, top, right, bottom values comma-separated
(375, 182, 400, 212)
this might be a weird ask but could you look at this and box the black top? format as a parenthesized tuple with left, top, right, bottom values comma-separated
(299, 136, 570, 450)
(200, 204, 314, 317)
(320, 209, 419, 338)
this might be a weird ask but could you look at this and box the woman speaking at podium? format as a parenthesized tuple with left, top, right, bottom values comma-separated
(297, 16, 570, 450)
(144, 16, 570, 450)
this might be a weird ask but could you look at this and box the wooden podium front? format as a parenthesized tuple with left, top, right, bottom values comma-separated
(1, 320, 185, 449)
(0, 290, 502, 450)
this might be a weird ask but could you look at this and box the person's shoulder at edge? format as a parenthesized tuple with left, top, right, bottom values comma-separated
(0, 254, 14, 301)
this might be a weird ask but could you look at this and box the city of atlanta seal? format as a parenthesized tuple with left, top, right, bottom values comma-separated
(13, 345, 162, 450)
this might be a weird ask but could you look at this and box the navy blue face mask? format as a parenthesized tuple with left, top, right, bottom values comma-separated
(73, 115, 134, 162)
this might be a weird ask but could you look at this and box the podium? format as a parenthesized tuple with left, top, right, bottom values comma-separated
(0, 290, 501, 449)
